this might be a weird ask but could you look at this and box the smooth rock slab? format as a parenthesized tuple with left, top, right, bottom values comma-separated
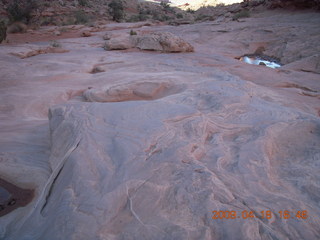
(83, 81, 185, 102)
(8, 79, 320, 240)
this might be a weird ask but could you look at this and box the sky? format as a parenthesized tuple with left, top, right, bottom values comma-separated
(170, 0, 242, 6)
(145, 0, 243, 10)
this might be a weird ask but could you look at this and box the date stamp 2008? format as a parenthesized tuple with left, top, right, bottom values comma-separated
(212, 210, 308, 220)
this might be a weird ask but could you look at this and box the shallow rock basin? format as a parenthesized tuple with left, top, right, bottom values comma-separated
(0, 178, 34, 217)
(0, 187, 11, 205)
(240, 55, 282, 68)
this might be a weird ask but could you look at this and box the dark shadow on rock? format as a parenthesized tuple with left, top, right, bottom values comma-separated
(0, 178, 34, 217)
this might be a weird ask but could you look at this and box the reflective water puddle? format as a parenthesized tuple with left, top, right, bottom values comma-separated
(239, 55, 282, 69)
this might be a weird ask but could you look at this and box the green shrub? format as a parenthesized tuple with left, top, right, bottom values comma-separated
(0, 20, 7, 43)
(160, 1, 175, 13)
(176, 13, 183, 19)
(232, 10, 250, 20)
(127, 15, 139, 22)
(138, 13, 149, 21)
(130, 30, 137, 35)
(186, 8, 195, 14)
(6, 0, 38, 24)
(160, 1, 170, 9)
(40, 16, 55, 26)
(50, 40, 61, 48)
(108, 0, 125, 22)
(138, 7, 151, 15)
(78, 0, 88, 7)
(153, 14, 171, 22)
(74, 10, 89, 24)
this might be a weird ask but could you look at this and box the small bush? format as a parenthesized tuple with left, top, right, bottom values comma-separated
(160, 1, 175, 14)
(138, 7, 151, 15)
(0, 20, 7, 43)
(138, 13, 149, 21)
(127, 15, 139, 22)
(176, 13, 183, 19)
(74, 10, 89, 24)
(50, 40, 61, 48)
(186, 8, 195, 14)
(40, 16, 55, 26)
(108, 0, 125, 22)
(6, 0, 38, 24)
(232, 10, 250, 21)
(78, 0, 88, 7)
(160, 1, 170, 9)
(130, 30, 137, 35)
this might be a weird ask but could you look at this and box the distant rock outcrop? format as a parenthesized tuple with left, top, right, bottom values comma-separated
(136, 32, 194, 52)
(104, 31, 194, 53)
(104, 36, 136, 50)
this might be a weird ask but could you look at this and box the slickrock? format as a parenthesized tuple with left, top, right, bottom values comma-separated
(83, 81, 185, 102)
(283, 54, 320, 74)
(0, 7, 319, 240)
(7, 45, 69, 59)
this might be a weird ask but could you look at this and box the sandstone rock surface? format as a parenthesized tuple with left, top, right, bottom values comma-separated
(104, 36, 136, 50)
(0, 9, 319, 240)
(84, 81, 184, 102)
(135, 32, 194, 52)
(283, 54, 320, 74)
(6, 45, 69, 59)
(103, 32, 194, 53)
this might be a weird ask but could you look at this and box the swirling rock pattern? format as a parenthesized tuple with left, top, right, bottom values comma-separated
(83, 82, 185, 102)
(0, 9, 319, 240)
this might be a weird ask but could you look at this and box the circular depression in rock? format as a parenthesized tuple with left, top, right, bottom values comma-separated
(0, 187, 11, 205)
(84, 81, 186, 103)
(0, 178, 34, 217)
(239, 55, 282, 69)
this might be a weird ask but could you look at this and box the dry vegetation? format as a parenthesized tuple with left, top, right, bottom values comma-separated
(0, 0, 319, 40)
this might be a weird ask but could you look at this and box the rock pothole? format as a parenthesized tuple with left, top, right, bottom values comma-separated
(237, 54, 282, 69)
(0, 178, 34, 217)
(83, 82, 185, 103)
